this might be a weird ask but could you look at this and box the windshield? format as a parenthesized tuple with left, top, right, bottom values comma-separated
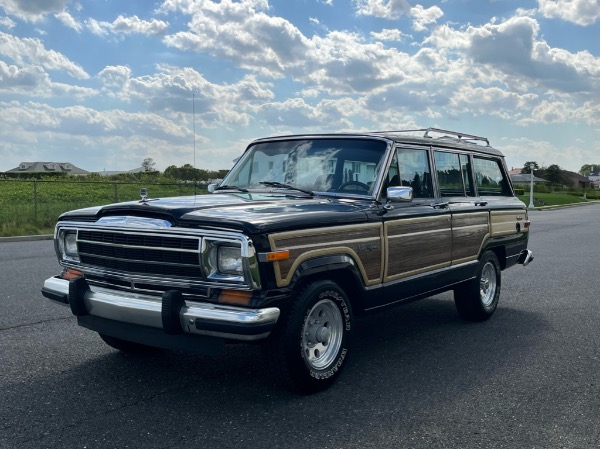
(220, 138, 388, 196)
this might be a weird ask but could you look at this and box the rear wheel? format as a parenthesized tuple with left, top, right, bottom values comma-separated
(98, 333, 158, 354)
(264, 280, 353, 394)
(454, 251, 501, 321)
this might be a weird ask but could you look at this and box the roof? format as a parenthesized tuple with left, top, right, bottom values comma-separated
(6, 161, 89, 174)
(251, 128, 505, 158)
(563, 170, 591, 182)
(510, 174, 549, 183)
(92, 167, 145, 176)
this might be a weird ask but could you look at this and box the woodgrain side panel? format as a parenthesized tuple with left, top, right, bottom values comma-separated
(269, 224, 383, 287)
(384, 216, 452, 281)
(452, 212, 490, 264)
(490, 210, 529, 237)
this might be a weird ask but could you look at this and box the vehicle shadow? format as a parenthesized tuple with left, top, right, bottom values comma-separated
(1, 294, 548, 449)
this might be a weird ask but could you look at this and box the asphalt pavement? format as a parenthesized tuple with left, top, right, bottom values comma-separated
(1, 205, 599, 449)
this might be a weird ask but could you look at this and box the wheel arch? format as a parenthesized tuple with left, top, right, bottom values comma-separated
(288, 254, 367, 316)
(482, 243, 507, 270)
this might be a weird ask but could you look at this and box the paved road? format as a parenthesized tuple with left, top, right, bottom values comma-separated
(1, 205, 599, 449)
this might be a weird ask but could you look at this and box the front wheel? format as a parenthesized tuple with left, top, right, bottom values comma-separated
(264, 280, 353, 394)
(454, 251, 501, 321)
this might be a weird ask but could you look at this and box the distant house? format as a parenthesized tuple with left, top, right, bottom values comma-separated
(6, 161, 89, 175)
(92, 167, 145, 176)
(510, 173, 549, 185)
(562, 171, 591, 189)
(589, 171, 600, 182)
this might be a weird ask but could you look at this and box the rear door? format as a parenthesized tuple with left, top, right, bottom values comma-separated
(432, 149, 490, 265)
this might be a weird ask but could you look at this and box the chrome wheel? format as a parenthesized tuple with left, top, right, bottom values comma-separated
(302, 299, 344, 370)
(480, 261, 497, 307)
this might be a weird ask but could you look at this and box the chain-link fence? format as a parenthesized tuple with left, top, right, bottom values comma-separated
(0, 179, 206, 232)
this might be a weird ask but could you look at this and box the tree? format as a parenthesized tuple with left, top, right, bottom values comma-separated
(544, 164, 564, 185)
(579, 164, 600, 176)
(141, 158, 156, 172)
(521, 161, 539, 174)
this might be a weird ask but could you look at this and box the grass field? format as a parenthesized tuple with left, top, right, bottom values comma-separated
(0, 179, 206, 237)
(1, 179, 598, 237)
(516, 191, 599, 207)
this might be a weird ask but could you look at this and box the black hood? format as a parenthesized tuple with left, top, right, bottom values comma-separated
(59, 193, 372, 234)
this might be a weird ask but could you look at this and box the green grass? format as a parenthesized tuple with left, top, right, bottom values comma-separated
(517, 192, 598, 207)
(1, 179, 598, 237)
(0, 179, 206, 237)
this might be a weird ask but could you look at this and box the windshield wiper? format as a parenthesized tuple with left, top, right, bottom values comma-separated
(214, 185, 249, 193)
(258, 181, 314, 196)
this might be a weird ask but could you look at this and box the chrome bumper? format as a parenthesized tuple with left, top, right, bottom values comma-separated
(42, 276, 280, 341)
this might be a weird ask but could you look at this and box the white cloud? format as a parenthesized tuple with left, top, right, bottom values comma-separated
(370, 28, 406, 41)
(353, 0, 411, 20)
(467, 16, 600, 94)
(256, 97, 353, 129)
(87, 15, 169, 37)
(0, 60, 48, 89)
(410, 5, 444, 32)
(0, 15, 15, 28)
(162, 0, 309, 78)
(97, 64, 274, 128)
(0, 0, 70, 22)
(55, 11, 82, 32)
(538, 0, 600, 26)
(0, 31, 89, 79)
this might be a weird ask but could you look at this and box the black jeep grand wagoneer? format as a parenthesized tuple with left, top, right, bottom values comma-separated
(42, 128, 533, 393)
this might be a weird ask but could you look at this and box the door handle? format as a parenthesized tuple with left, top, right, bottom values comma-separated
(475, 201, 488, 207)
(432, 202, 449, 209)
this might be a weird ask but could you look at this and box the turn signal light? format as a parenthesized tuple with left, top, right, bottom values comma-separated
(62, 268, 83, 280)
(266, 250, 290, 261)
(218, 290, 252, 305)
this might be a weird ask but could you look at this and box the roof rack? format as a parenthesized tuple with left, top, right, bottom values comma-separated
(371, 128, 490, 147)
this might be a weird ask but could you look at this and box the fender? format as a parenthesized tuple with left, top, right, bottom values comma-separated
(289, 254, 365, 290)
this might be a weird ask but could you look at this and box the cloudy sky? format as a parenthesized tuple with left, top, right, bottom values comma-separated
(0, 0, 598, 174)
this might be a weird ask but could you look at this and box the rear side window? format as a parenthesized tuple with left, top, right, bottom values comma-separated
(434, 151, 475, 197)
(473, 157, 511, 196)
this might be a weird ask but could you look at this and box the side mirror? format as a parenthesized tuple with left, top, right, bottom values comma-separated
(387, 186, 413, 203)
(208, 183, 218, 193)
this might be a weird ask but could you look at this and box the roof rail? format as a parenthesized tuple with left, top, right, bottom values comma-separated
(370, 128, 490, 147)
(423, 128, 490, 146)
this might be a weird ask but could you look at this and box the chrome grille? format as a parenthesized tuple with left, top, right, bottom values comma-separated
(76, 229, 202, 279)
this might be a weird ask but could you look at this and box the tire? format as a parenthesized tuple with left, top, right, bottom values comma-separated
(264, 280, 353, 394)
(454, 251, 501, 321)
(98, 333, 158, 354)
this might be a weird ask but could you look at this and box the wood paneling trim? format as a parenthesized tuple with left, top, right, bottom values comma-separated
(269, 223, 383, 288)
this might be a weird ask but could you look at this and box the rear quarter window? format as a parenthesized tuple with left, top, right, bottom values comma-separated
(473, 157, 512, 196)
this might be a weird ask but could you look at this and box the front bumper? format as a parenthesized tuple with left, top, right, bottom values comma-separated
(42, 276, 280, 344)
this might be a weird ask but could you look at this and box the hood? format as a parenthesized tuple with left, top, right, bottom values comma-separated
(59, 192, 371, 234)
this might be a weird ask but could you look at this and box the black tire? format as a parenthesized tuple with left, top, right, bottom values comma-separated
(98, 333, 158, 354)
(264, 280, 353, 394)
(454, 251, 501, 321)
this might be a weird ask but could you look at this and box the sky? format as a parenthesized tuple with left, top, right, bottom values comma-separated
(0, 0, 598, 175)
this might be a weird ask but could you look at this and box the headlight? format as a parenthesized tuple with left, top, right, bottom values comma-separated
(58, 230, 80, 262)
(218, 245, 243, 275)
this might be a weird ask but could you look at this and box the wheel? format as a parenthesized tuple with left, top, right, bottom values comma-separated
(337, 181, 370, 192)
(454, 251, 501, 321)
(264, 280, 353, 394)
(98, 333, 158, 354)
